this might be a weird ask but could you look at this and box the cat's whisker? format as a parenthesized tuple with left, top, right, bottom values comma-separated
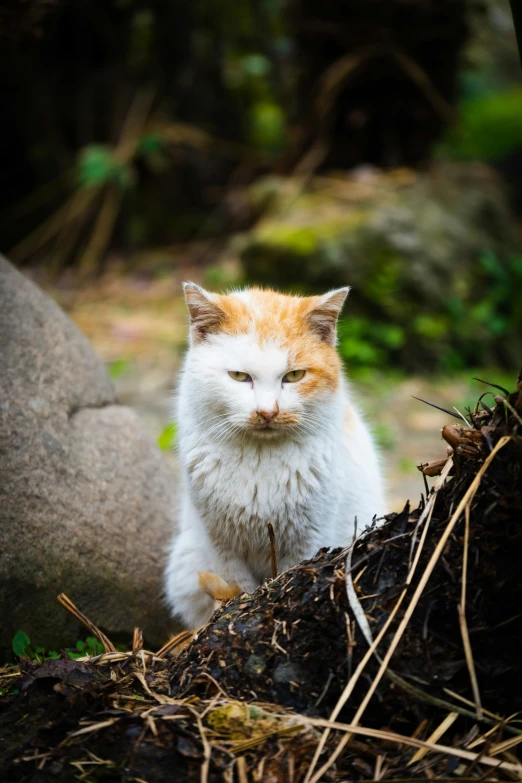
(206, 424, 235, 445)
(204, 417, 233, 433)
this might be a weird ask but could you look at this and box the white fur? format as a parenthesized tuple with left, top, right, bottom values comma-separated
(165, 289, 385, 627)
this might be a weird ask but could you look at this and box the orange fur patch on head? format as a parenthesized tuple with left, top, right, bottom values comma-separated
(214, 288, 347, 395)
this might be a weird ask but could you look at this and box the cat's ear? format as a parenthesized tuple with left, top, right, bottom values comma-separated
(183, 282, 225, 343)
(307, 287, 350, 344)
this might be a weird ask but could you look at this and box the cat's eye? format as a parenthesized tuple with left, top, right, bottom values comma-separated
(283, 369, 306, 383)
(228, 371, 251, 382)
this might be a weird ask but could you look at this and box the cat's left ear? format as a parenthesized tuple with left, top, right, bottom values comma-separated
(307, 287, 350, 344)
(183, 282, 226, 343)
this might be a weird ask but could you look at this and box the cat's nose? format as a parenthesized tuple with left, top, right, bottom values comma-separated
(258, 401, 279, 423)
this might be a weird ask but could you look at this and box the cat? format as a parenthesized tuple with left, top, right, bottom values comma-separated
(164, 283, 385, 627)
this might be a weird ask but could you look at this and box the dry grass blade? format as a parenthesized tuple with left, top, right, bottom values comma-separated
(9, 188, 100, 261)
(267, 522, 278, 580)
(132, 627, 143, 652)
(391, 48, 455, 123)
(56, 593, 116, 653)
(490, 734, 522, 756)
(9, 172, 70, 221)
(442, 690, 514, 725)
(78, 185, 122, 275)
(229, 724, 302, 754)
(412, 396, 464, 420)
(186, 705, 211, 783)
(473, 378, 512, 396)
(459, 505, 483, 720)
(133, 670, 172, 705)
(236, 756, 248, 783)
(315, 46, 382, 118)
(309, 438, 509, 783)
(67, 719, 118, 738)
(408, 712, 459, 765)
(299, 717, 522, 775)
(155, 630, 195, 659)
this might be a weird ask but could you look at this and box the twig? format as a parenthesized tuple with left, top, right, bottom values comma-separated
(267, 523, 278, 579)
(390, 48, 455, 124)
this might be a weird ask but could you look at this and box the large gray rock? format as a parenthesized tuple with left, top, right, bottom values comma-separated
(0, 256, 178, 657)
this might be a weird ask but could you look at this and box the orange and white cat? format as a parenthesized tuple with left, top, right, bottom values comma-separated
(165, 283, 385, 627)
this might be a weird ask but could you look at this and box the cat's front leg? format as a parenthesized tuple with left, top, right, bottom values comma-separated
(165, 518, 258, 627)
(217, 554, 259, 595)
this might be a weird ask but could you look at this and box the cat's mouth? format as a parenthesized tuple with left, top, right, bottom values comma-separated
(247, 411, 300, 437)
(252, 422, 279, 433)
(249, 424, 287, 439)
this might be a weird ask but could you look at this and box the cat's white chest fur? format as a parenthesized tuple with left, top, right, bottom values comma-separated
(183, 430, 339, 580)
(164, 283, 385, 627)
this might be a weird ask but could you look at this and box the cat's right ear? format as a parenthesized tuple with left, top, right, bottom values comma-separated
(183, 282, 225, 343)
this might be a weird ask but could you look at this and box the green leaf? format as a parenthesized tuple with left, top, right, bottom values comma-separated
(241, 53, 271, 77)
(85, 637, 104, 656)
(12, 630, 31, 657)
(248, 102, 285, 153)
(108, 357, 130, 380)
(76, 640, 85, 652)
(77, 144, 135, 190)
(157, 422, 177, 451)
(137, 133, 165, 157)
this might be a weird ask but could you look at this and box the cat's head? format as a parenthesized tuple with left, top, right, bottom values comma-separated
(182, 283, 349, 440)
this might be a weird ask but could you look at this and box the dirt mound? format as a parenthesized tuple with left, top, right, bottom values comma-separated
(1, 374, 522, 781)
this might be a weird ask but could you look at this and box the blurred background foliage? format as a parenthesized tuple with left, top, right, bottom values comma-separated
(1, 0, 522, 379)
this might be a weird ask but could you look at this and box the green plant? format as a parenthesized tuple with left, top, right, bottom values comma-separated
(11, 631, 104, 662)
(9, 98, 237, 275)
(439, 88, 522, 162)
(338, 317, 406, 369)
(157, 422, 177, 451)
(441, 251, 522, 369)
(108, 357, 131, 380)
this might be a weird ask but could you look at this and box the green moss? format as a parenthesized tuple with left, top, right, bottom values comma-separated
(257, 212, 363, 251)
(440, 88, 522, 162)
(240, 170, 520, 373)
(257, 224, 320, 255)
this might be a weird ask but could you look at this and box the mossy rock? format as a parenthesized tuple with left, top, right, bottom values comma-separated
(238, 164, 522, 370)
